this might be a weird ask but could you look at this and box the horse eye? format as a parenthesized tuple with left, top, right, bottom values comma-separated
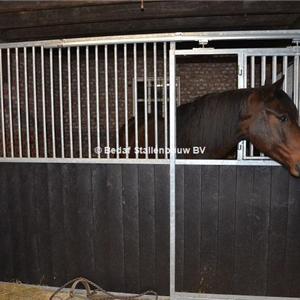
(279, 115, 288, 122)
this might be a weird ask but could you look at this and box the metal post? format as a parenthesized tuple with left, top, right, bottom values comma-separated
(59, 47, 65, 158)
(68, 47, 74, 158)
(169, 41, 176, 300)
(133, 43, 138, 158)
(294, 55, 299, 109)
(143, 43, 148, 158)
(164, 42, 168, 158)
(0, 49, 5, 157)
(105, 44, 110, 158)
(114, 44, 119, 159)
(41, 46, 47, 157)
(7, 49, 14, 157)
(32, 46, 39, 157)
(24, 47, 30, 157)
(124, 44, 129, 159)
(272, 56, 277, 83)
(154, 42, 158, 159)
(50, 48, 56, 158)
(95, 45, 100, 158)
(15, 48, 22, 157)
(77, 46, 82, 158)
(86, 46, 91, 158)
(283, 56, 288, 92)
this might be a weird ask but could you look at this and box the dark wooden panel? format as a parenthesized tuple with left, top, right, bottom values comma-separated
(286, 174, 300, 297)
(199, 165, 219, 293)
(138, 164, 156, 291)
(122, 164, 140, 293)
(183, 165, 202, 292)
(47, 164, 67, 286)
(267, 167, 289, 296)
(233, 166, 255, 295)
(175, 165, 184, 292)
(216, 166, 236, 294)
(154, 165, 169, 295)
(0, 164, 14, 280)
(106, 164, 125, 292)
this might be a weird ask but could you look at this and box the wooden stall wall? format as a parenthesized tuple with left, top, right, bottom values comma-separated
(0, 163, 300, 297)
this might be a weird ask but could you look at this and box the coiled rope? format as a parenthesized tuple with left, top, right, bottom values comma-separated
(49, 277, 158, 300)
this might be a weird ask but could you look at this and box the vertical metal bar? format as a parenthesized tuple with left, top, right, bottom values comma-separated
(250, 55, 255, 156)
(261, 55, 266, 85)
(50, 48, 56, 158)
(32, 46, 39, 157)
(294, 55, 299, 110)
(41, 46, 47, 157)
(68, 47, 73, 158)
(24, 47, 30, 157)
(77, 46, 82, 158)
(164, 42, 168, 158)
(169, 41, 176, 300)
(133, 43, 138, 158)
(272, 56, 277, 83)
(154, 42, 158, 159)
(105, 44, 110, 158)
(86, 46, 91, 158)
(15, 48, 22, 157)
(124, 44, 129, 159)
(114, 44, 119, 159)
(143, 43, 148, 159)
(0, 49, 5, 157)
(7, 49, 14, 157)
(59, 48, 64, 158)
(283, 56, 288, 93)
(95, 45, 100, 158)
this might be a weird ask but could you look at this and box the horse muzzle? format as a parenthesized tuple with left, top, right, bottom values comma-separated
(290, 162, 300, 177)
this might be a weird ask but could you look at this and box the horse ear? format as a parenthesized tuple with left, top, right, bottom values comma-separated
(271, 76, 285, 91)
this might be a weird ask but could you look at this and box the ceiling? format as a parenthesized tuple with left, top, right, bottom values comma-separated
(0, 0, 300, 43)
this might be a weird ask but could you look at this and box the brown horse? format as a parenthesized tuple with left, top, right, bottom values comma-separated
(120, 77, 300, 177)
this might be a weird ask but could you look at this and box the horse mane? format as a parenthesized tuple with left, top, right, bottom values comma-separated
(177, 88, 252, 157)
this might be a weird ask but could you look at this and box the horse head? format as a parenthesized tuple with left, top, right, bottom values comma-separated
(241, 76, 300, 177)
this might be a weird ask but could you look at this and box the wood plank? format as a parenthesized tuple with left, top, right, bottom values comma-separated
(267, 167, 289, 296)
(0, 2, 299, 30)
(285, 173, 300, 297)
(154, 165, 169, 295)
(199, 165, 219, 294)
(47, 164, 67, 286)
(33, 164, 53, 284)
(138, 164, 156, 292)
(0, 163, 14, 280)
(251, 166, 271, 295)
(183, 165, 201, 292)
(91, 164, 109, 288)
(234, 166, 254, 295)
(216, 166, 236, 294)
(122, 164, 140, 293)
(106, 164, 125, 292)
(74, 164, 95, 279)
(2, 13, 299, 42)
(175, 165, 184, 292)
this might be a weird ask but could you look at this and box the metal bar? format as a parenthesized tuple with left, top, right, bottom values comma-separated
(143, 43, 148, 159)
(50, 48, 56, 158)
(250, 56, 255, 156)
(77, 46, 82, 158)
(0, 49, 5, 157)
(68, 47, 73, 158)
(32, 46, 39, 157)
(95, 45, 100, 158)
(272, 56, 277, 83)
(175, 159, 279, 166)
(133, 43, 138, 158)
(7, 48, 14, 157)
(15, 48, 22, 157)
(164, 42, 168, 158)
(86, 46, 91, 158)
(154, 42, 158, 159)
(104, 44, 110, 158)
(283, 56, 288, 92)
(24, 47, 30, 157)
(41, 46, 47, 157)
(294, 55, 299, 110)
(169, 41, 176, 300)
(59, 47, 64, 158)
(114, 44, 119, 159)
(124, 44, 129, 159)
(261, 55, 266, 85)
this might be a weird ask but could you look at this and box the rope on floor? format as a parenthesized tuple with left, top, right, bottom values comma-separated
(49, 277, 158, 300)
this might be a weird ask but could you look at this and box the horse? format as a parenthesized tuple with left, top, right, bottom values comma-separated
(119, 77, 300, 177)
